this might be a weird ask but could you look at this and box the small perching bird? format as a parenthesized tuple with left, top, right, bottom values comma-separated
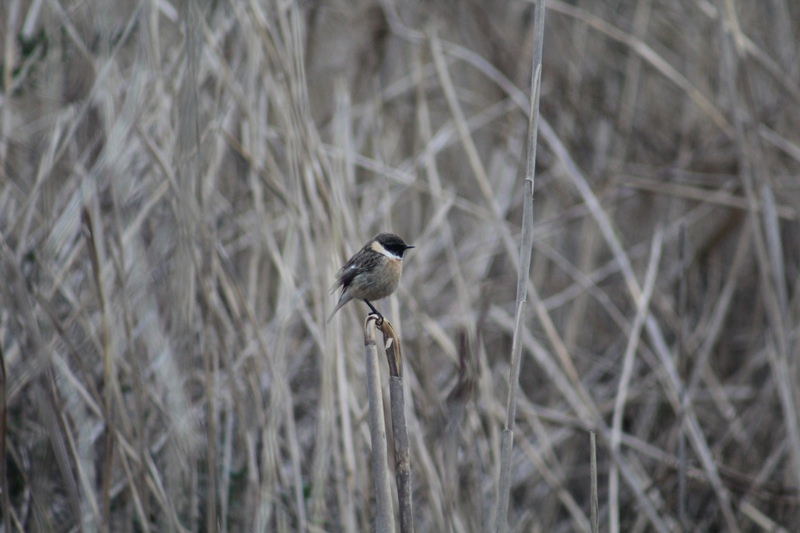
(329, 233, 414, 322)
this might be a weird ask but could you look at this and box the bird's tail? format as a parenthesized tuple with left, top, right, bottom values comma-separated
(327, 293, 351, 323)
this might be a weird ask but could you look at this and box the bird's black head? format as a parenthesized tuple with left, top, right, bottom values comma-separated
(375, 233, 414, 257)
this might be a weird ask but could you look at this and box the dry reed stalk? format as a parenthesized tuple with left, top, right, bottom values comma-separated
(590, 431, 598, 533)
(515, 425, 591, 532)
(540, 113, 744, 529)
(678, 225, 688, 533)
(719, 6, 800, 498)
(81, 206, 115, 529)
(364, 316, 396, 533)
(378, 319, 415, 533)
(493, 2, 546, 532)
(0, 0, 19, 175)
(546, 0, 732, 135)
(1, 236, 85, 527)
(609, 228, 662, 533)
(0, 342, 9, 533)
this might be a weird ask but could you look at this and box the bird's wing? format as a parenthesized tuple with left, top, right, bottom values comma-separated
(330, 250, 382, 293)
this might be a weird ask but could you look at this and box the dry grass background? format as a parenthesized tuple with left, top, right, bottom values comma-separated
(1, 0, 799, 531)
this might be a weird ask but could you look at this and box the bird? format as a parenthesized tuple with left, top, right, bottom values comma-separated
(328, 233, 414, 322)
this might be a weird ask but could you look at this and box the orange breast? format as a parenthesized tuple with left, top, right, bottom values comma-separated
(362, 258, 402, 300)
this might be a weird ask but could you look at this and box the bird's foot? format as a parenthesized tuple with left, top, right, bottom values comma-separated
(365, 301, 385, 325)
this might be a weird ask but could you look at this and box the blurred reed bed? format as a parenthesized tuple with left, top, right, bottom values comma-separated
(0, 0, 799, 531)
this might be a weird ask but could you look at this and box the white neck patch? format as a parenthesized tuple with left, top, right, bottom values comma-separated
(371, 240, 402, 260)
